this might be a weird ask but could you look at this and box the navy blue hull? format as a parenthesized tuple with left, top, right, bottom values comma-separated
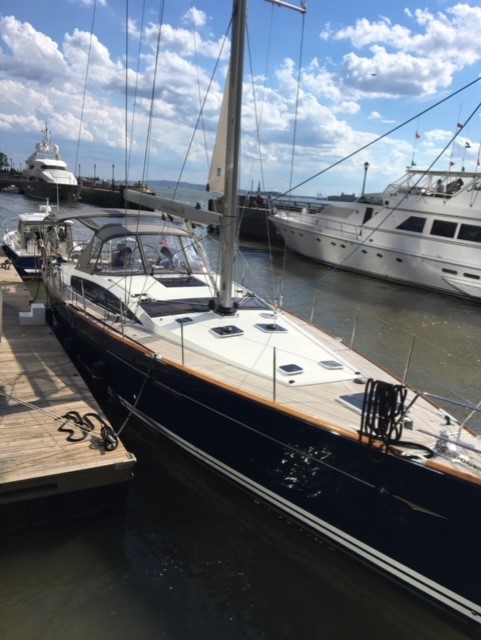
(50, 302, 481, 625)
(22, 181, 79, 203)
(1, 244, 41, 279)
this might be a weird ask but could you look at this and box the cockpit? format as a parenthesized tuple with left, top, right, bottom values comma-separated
(75, 221, 210, 277)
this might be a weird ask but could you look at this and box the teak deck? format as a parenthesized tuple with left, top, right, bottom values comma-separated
(0, 261, 136, 515)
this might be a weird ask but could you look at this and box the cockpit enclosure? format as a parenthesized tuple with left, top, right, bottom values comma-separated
(74, 220, 211, 277)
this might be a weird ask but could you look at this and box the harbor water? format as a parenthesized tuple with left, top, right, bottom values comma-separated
(0, 189, 480, 639)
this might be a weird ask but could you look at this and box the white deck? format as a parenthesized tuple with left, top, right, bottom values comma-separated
(62, 293, 481, 488)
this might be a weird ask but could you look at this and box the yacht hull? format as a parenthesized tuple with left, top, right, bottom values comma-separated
(49, 299, 481, 628)
(273, 220, 481, 300)
(22, 181, 79, 203)
(1, 244, 41, 279)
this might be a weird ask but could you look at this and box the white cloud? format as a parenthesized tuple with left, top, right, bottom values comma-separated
(0, 16, 69, 81)
(2, 4, 481, 195)
(182, 7, 208, 29)
(322, 3, 481, 98)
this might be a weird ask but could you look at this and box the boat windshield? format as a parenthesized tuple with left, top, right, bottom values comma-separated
(88, 232, 210, 275)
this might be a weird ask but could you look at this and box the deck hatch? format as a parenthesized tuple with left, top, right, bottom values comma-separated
(338, 392, 365, 413)
(278, 364, 304, 375)
(319, 359, 344, 370)
(210, 325, 244, 338)
(255, 323, 287, 333)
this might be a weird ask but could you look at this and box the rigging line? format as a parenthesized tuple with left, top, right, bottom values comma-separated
(279, 98, 481, 304)
(468, 136, 481, 207)
(0, 389, 74, 423)
(124, 0, 130, 188)
(140, 0, 165, 193)
(190, 0, 211, 176)
(127, 0, 147, 178)
(171, 23, 231, 203)
(288, 8, 306, 193)
(73, 0, 98, 176)
(178, 391, 379, 487)
(278, 7, 307, 296)
(245, 25, 266, 195)
(115, 357, 156, 437)
(237, 26, 281, 265)
(248, 0, 275, 194)
(271, 75, 481, 202)
(448, 104, 463, 173)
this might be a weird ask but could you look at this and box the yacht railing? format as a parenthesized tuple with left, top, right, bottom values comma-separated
(322, 301, 481, 431)
(276, 209, 361, 238)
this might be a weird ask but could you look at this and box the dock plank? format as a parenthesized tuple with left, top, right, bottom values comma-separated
(0, 265, 135, 507)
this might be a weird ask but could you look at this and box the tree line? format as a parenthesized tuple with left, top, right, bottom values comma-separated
(0, 152, 15, 171)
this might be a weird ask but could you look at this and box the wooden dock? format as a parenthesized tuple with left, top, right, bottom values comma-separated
(0, 260, 136, 528)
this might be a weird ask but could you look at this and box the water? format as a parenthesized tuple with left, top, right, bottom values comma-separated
(0, 190, 479, 639)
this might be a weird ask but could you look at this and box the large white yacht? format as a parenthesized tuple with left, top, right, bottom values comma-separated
(270, 167, 481, 300)
(22, 124, 79, 202)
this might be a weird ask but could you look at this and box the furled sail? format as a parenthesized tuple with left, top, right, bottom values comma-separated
(206, 79, 229, 194)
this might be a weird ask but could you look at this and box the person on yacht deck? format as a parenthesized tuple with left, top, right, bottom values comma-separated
(112, 246, 132, 268)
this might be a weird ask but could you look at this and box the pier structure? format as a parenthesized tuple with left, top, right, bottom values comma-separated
(0, 259, 136, 528)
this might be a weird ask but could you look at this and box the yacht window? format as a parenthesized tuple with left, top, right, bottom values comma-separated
(89, 237, 144, 274)
(458, 224, 481, 243)
(138, 233, 208, 274)
(71, 276, 139, 322)
(396, 216, 426, 233)
(155, 275, 208, 288)
(24, 226, 42, 241)
(362, 207, 374, 224)
(430, 220, 457, 238)
(140, 298, 212, 317)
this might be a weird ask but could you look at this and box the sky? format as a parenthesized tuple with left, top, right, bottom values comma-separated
(1, 1, 481, 197)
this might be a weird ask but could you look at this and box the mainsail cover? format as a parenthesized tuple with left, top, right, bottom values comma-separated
(206, 79, 229, 194)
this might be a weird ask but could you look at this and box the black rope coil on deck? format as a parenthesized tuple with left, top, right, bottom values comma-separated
(360, 379, 407, 447)
(58, 410, 118, 451)
(359, 379, 434, 459)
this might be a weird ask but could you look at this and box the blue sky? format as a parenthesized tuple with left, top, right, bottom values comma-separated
(1, 0, 481, 196)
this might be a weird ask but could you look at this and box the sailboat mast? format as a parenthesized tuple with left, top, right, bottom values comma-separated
(217, 0, 246, 315)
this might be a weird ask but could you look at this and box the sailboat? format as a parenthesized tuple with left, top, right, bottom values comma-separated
(40, 0, 481, 628)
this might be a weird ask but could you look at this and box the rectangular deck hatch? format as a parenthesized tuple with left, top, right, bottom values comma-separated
(255, 323, 287, 333)
(278, 364, 304, 375)
(210, 325, 244, 338)
(319, 359, 344, 370)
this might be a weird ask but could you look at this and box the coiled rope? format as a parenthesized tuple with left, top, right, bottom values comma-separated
(0, 390, 118, 451)
(360, 378, 407, 446)
(359, 378, 434, 460)
(58, 410, 119, 451)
